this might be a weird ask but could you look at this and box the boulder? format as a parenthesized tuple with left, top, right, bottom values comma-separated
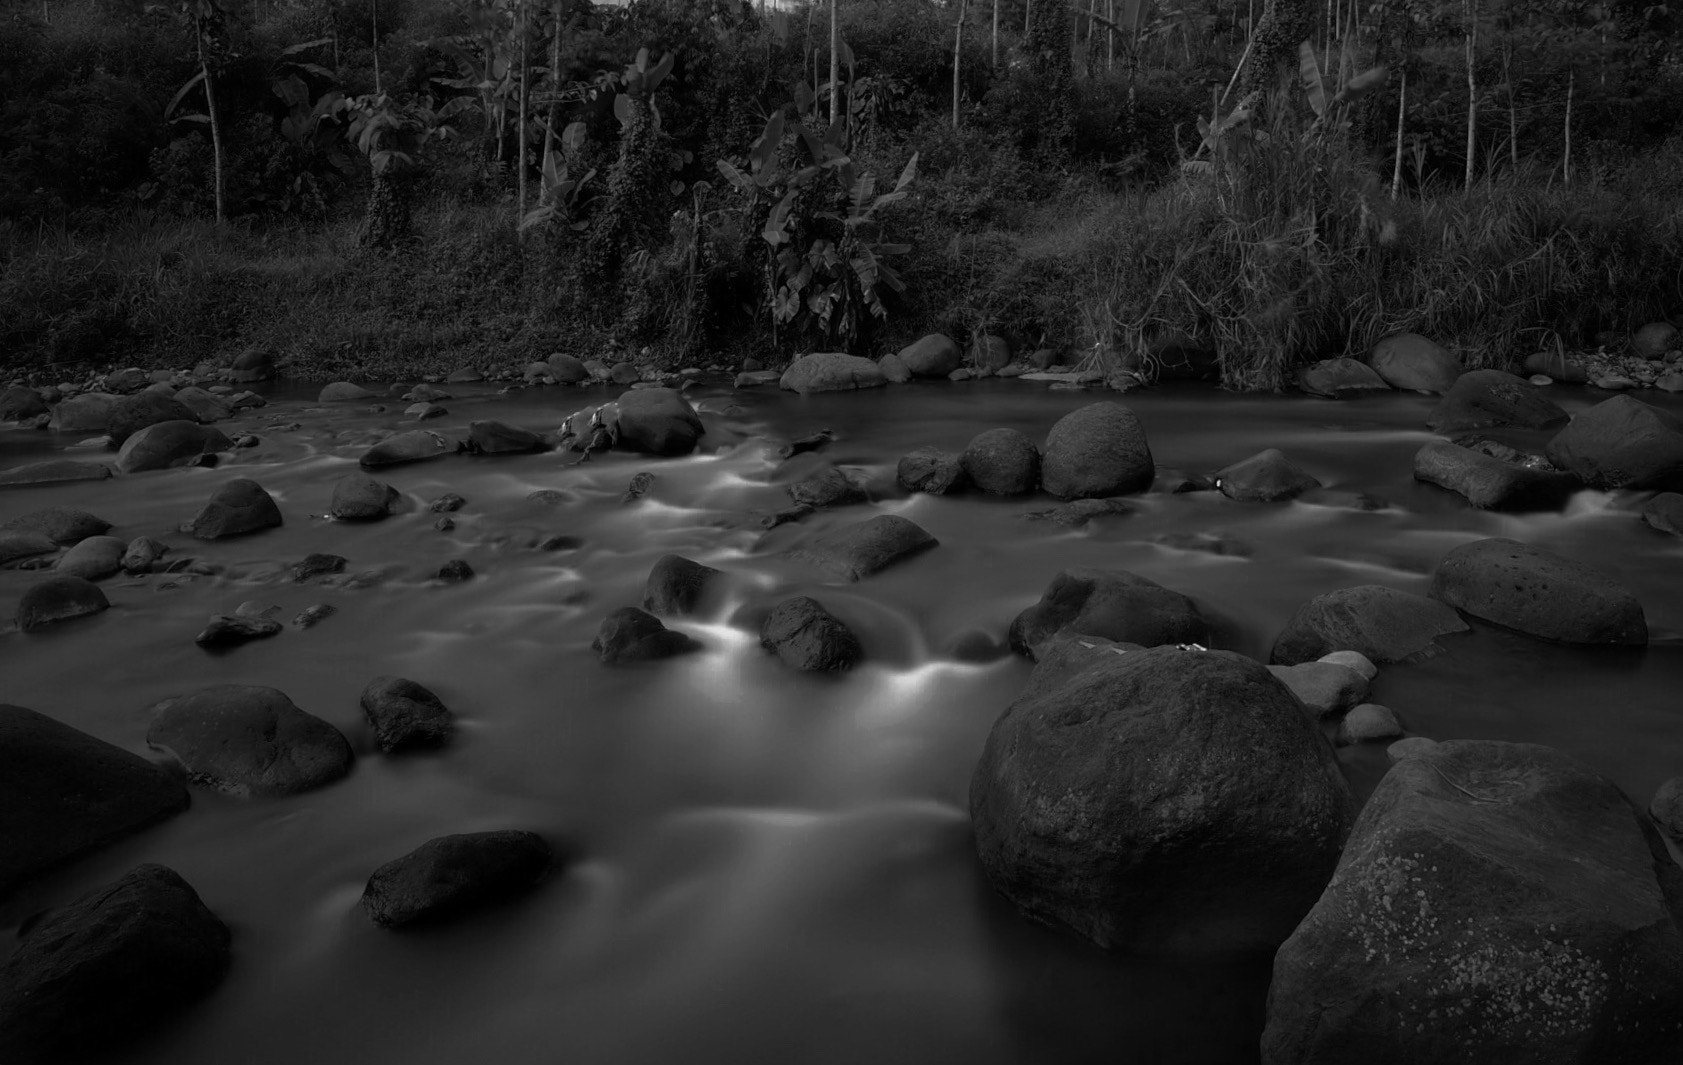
(1412, 439, 1579, 511)
(0, 864, 229, 1062)
(1297, 358, 1391, 399)
(319, 381, 374, 402)
(434, 559, 473, 583)
(1522, 350, 1590, 383)
(360, 429, 458, 468)
(615, 387, 705, 456)
(467, 419, 544, 455)
(1214, 448, 1321, 502)
(145, 685, 354, 797)
(787, 514, 938, 582)
(779, 353, 888, 394)
(592, 607, 702, 664)
(1008, 568, 1209, 659)
(1336, 703, 1405, 745)
(787, 465, 867, 508)
(1545, 395, 1683, 489)
(360, 677, 454, 753)
(898, 334, 962, 377)
(969, 334, 1011, 374)
(1368, 333, 1463, 393)
(106, 391, 199, 447)
(970, 646, 1355, 954)
(0, 706, 189, 898)
(0, 459, 113, 488)
(760, 596, 862, 671)
(193, 614, 281, 648)
(115, 420, 231, 473)
(1261, 740, 1683, 1065)
(1024, 498, 1134, 527)
(1425, 369, 1570, 434)
(896, 447, 967, 495)
(1017, 633, 1144, 697)
(0, 385, 49, 422)
(1641, 492, 1683, 536)
(228, 348, 274, 382)
(961, 428, 1040, 495)
(122, 537, 165, 574)
(330, 473, 400, 521)
(877, 352, 911, 383)
(169, 386, 232, 424)
(642, 554, 722, 617)
(188, 478, 282, 540)
(1268, 661, 1370, 718)
(48, 391, 118, 433)
(16, 576, 109, 632)
(362, 831, 553, 928)
(102, 368, 151, 393)
(290, 553, 347, 582)
(54, 535, 125, 580)
(0, 531, 57, 564)
(2, 506, 112, 544)
(1431, 537, 1646, 645)
(547, 354, 588, 383)
(609, 361, 639, 385)
(445, 367, 484, 384)
(1039, 402, 1155, 499)
(1632, 320, 1680, 358)
(1653, 777, 1683, 841)
(1319, 649, 1378, 680)
(1271, 585, 1470, 665)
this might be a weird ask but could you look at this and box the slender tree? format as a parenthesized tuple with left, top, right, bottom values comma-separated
(517, 0, 529, 224)
(830, 0, 840, 126)
(1463, 0, 1477, 189)
(953, 0, 969, 129)
(178, 0, 228, 225)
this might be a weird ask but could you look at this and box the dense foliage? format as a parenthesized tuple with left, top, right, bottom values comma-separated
(2, 0, 1681, 385)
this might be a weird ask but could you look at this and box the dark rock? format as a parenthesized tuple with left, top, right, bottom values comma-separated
(1430, 537, 1646, 645)
(330, 473, 400, 521)
(445, 366, 484, 384)
(896, 447, 967, 494)
(969, 334, 1011, 374)
(898, 334, 962, 377)
(1271, 585, 1470, 664)
(779, 353, 888, 394)
(49, 392, 118, 433)
(1633, 321, 1680, 358)
(0, 864, 230, 1062)
(609, 361, 639, 385)
(16, 576, 109, 632)
(1214, 448, 1321, 501)
(434, 559, 474, 582)
(1018, 633, 1144, 697)
(525, 489, 572, 507)
(405, 401, 447, 420)
(778, 429, 835, 459)
(468, 419, 544, 455)
(0, 706, 189, 898)
(1297, 357, 1391, 398)
(1413, 439, 1579, 511)
(1261, 740, 1683, 1065)
(1040, 402, 1155, 499)
(290, 553, 347, 582)
(1268, 661, 1370, 718)
(360, 430, 458, 469)
(1426, 369, 1569, 433)
(961, 428, 1040, 495)
(115, 419, 233, 473)
(292, 604, 336, 628)
(759, 503, 813, 529)
(787, 514, 938, 582)
(788, 465, 867, 508)
(362, 831, 552, 929)
(145, 685, 353, 797)
(734, 370, 781, 388)
(170, 386, 232, 424)
(1653, 777, 1683, 841)
(429, 493, 467, 513)
(1642, 492, 1683, 536)
(1368, 333, 1463, 393)
(229, 348, 274, 382)
(1024, 497, 1134, 526)
(760, 596, 862, 671)
(1008, 568, 1209, 659)
(533, 534, 582, 551)
(107, 391, 198, 447)
(1522, 350, 1591, 383)
(194, 614, 282, 648)
(102, 368, 150, 393)
(1152, 531, 1252, 557)
(547, 354, 588, 383)
(592, 606, 701, 663)
(0, 385, 49, 422)
(1545, 395, 1683, 489)
(1336, 703, 1405, 745)
(642, 554, 722, 617)
(188, 478, 281, 540)
(360, 676, 454, 753)
(971, 646, 1355, 954)
(55, 535, 125, 580)
(621, 471, 655, 504)
(319, 381, 374, 402)
(0, 459, 112, 489)
(615, 387, 705, 456)
(877, 352, 910, 383)
(0, 531, 57, 564)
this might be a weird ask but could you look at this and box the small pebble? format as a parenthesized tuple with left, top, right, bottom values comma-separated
(292, 603, 337, 629)
(429, 493, 466, 513)
(434, 516, 455, 532)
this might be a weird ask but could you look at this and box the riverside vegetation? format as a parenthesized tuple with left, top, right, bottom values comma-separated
(2, 0, 1681, 389)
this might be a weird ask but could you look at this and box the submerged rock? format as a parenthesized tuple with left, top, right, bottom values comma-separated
(360, 676, 454, 753)
(787, 464, 867, 508)
(1039, 402, 1155, 499)
(592, 607, 701, 664)
(1297, 357, 1391, 399)
(760, 596, 862, 671)
(194, 614, 282, 648)
(1271, 585, 1470, 665)
(467, 419, 545, 455)
(16, 575, 110, 632)
(145, 685, 353, 797)
(0, 531, 57, 565)
(2, 506, 112, 545)
(642, 554, 722, 617)
(1429, 537, 1646, 645)
(1262, 740, 1683, 1065)
(319, 381, 374, 402)
(1008, 568, 1208, 659)
(971, 646, 1354, 954)
(1023, 497, 1134, 527)
(362, 830, 553, 929)
(360, 430, 458, 469)
(0, 459, 113, 488)
(0, 864, 230, 1062)
(290, 553, 347, 582)
(786, 514, 938, 582)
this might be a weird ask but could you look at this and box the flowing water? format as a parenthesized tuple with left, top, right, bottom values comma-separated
(3, 379, 1681, 1065)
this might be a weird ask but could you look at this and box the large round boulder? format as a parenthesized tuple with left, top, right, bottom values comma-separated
(779, 353, 888, 394)
(2, 506, 111, 544)
(614, 387, 705, 456)
(1544, 395, 1683, 490)
(1368, 333, 1463, 393)
(960, 427, 1040, 495)
(760, 596, 862, 671)
(115, 420, 231, 473)
(0, 705, 189, 898)
(897, 334, 961, 378)
(970, 646, 1355, 954)
(1413, 439, 1580, 511)
(188, 478, 282, 540)
(362, 830, 553, 929)
(1271, 585, 1470, 665)
(591, 607, 701, 664)
(1297, 357, 1391, 399)
(0, 864, 230, 1062)
(1425, 369, 1569, 434)
(360, 429, 458, 468)
(1214, 448, 1321, 501)
(49, 392, 118, 433)
(1430, 537, 1646, 645)
(16, 575, 110, 632)
(1039, 402, 1154, 499)
(642, 554, 722, 617)
(106, 391, 198, 447)
(1262, 740, 1683, 1065)
(547, 354, 588, 383)
(1008, 568, 1209, 659)
(330, 473, 400, 521)
(145, 685, 354, 797)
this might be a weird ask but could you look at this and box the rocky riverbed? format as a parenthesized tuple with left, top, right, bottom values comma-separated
(3, 342, 1683, 1064)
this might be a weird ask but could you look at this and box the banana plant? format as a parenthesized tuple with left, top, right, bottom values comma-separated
(165, 0, 233, 223)
(1297, 39, 1388, 136)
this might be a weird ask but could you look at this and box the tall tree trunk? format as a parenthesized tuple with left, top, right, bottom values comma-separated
(542, 0, 562, 199)
(1391, 66, 1405, 199)
(993, 0, 999, 68)
(1503, 41, 1516, 172)
(1562, 69, 1573, 186)
(198, 32, 224, 225)
(1463, 0, 1477, 191)
(371, 0, 381, 94)
(953, 0, 968, 129)
(1242, 0, 1314, 99)
(517, 0, 529, 226)
(829, 0, 840, 127)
